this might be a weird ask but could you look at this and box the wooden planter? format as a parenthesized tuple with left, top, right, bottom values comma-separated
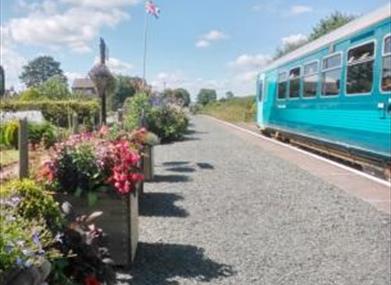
(143, 145, 154, 182)
(55, 184, 140, 267)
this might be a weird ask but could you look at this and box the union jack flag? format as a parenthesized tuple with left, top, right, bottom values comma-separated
(145, 1, 160, 19)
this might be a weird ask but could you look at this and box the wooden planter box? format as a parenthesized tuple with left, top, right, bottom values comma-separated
(143, 145, 154, 182)
(55, 184, 140, 267)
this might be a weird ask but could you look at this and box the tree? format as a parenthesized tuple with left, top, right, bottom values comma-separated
(37, 75, 70, 99)
(309, 11, 356, 41)
(20, 56, 66, 87)
(110, 75, 136, 111)
(274, 40, 307, 59)
(163, 88, 191, 107)
(197, 89, 217, 106)
(19, 88, 43, 101)
(225, 91, 234, 99)
(273, 11, 356, 59)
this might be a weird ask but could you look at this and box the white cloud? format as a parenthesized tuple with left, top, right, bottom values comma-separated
(195, 40, 210, 48)
(290, 5, 313, 15)
(229, 54, 271, 70)
(281, 33, 308, 46)
(203, 30, 227, 41)
(4, 0, 133, 54)
(0, 26, 26, 90)
(196, 29, 228, 48)
(94, 56, 133, 74)
(61, 0, 141, 8)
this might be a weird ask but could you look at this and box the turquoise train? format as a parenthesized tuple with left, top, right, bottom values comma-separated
(256, 4, 391, 173)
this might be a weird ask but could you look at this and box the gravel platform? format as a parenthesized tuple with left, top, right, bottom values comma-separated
(117, 115, 390, 285)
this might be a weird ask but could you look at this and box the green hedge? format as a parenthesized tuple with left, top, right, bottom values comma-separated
(0, 100, 100, 127)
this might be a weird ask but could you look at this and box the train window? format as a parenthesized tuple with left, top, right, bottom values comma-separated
(346, 41, 375, 94)
(303, 61, 318, 97)
(277, 72, 287, 99)
(289, 67, 301, 98)
(321, 53, 342, 96)
(381, 35, 391, 92)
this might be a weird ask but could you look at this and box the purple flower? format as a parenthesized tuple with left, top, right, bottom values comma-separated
(32, 232, 40, 246)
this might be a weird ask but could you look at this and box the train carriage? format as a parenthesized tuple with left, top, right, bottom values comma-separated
(256, 4, 391, 175)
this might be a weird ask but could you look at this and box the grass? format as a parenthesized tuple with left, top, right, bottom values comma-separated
(200, 96, 256, 123)
(0, 149, 19, 168)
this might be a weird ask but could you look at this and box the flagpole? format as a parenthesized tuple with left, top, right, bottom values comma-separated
(142, 4, 150, 88)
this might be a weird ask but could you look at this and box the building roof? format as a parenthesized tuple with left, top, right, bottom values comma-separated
(72, 78, 95, 89)
(260, 3, 391, 73)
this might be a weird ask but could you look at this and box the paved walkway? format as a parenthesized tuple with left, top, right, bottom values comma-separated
(118, 116, 390, 285)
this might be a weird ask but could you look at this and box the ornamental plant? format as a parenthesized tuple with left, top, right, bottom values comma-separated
(38, 127, 144, 202)
(0, 193, 61, 281)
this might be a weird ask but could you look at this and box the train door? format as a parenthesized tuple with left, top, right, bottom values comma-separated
(380, 34, 391, 119)
(256, 73, 266, 128)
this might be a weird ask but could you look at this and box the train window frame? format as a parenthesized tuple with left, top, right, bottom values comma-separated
(320, 51, 343, 98)
(288, 66, 302, 100)
(345, 39, 376, 96)
(276, 71, 288, 101)
(258, 80, 264, 102)
(380, 33, 391, 94)
(302, 60, 319, 99)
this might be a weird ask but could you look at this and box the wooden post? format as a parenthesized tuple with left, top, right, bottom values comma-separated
(118, 108, 123, 129)
(101, 91, 106, 125)
(18, 118, 28, 179)
(72, 113, 79, 134)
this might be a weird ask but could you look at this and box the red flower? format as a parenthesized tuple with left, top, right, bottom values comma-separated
(84, 276, 101, 285)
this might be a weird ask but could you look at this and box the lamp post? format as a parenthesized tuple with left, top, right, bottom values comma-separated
(89, 38, 114, 125)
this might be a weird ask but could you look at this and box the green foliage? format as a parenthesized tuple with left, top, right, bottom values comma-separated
(163, 88, 191, 107)
(147, 106, 189, 142)
(28, 122, 57, 148)
(309, 11, 356, 41)
(273, 11, 356, 59)
(1, 179, 63, 230)
(0, 100, 99, 127)
(54, 142, 104, 197)
(197, 88, 217, 106)
(3, 121, 19, 149)
(0, 210, 56, 274)
(201, 96, 256, 122)
(0, 120, 57, 149)
(225, 91, 234, 99)
(123, 93, 152, 131)
(19, 56, 66, 87)
(274, 38, 307, 59)
(19, 88, 43, 101)
(36, 75, 70, 99)
(110, 75, 144, 111)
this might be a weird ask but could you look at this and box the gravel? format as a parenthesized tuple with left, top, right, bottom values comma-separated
(117, 116, 390, 285)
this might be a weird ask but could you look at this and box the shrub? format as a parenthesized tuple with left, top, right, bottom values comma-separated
(147, 106, 189, 142)
(0, 180, 62, 275)
(123, 93, 152, 131)
(19, 88, 43, 101)
(3, 121, 19, 149)
(0, 100, 99, 128)
(28, 122, 57, 148)
(0, 121, 58, 149)
(1, 179, 63, 230)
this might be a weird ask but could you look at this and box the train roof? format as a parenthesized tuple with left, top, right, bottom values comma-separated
(260, 4, 391, 73)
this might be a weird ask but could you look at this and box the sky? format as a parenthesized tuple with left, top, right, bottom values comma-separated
(1, 0, 389, 100)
